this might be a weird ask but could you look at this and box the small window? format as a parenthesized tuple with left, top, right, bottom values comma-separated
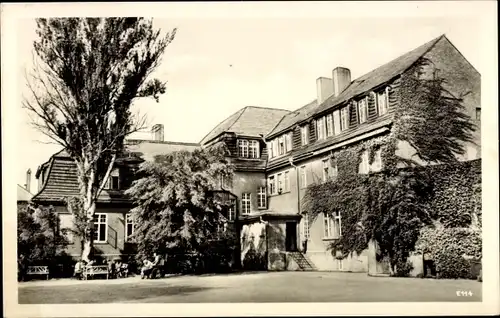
(267, 142, 273, 158)
(228, 199, 236, 221)
(324, 211, 341, 239)
(278, 136, 285, 155)
(93, 213, 107, 243)
(316, 117, 326, 140)
(285, 132, 293, 152)
(475, 108, 481, 121)
(358, 97, 368, 124)
(322, 158, 330, 182)
(301, 125, 309, 145)
(238, 139, 249, 158)
(105, 168, 120, 190)
(371, 148, 383, 172)
(241, 193, 251, 215)
(277, 173, 283, 193)
(340, 106, 349, 131)
(257, 187, 267, 209)
(359, 150, 369, 174)
(125, 213, 135, 242)
(333, 110, 341, 135)
(249, 140, 260, 158)
(302, 214, 310, 239)
(300, 166, 307, 188)
(284, 171, 290, 192)
(268, 176, 276, 195)
(326, 113, 334, 137)
(377, 88, 389, 115)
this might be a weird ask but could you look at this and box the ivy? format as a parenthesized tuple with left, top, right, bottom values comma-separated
(302, 58, 479, 277)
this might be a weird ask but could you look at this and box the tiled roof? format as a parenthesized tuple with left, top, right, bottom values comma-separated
(32, 140, 199, 204)
(17, 185, 33, 202)
(267, 34, 445, 138)
(200, 106, 291, 145)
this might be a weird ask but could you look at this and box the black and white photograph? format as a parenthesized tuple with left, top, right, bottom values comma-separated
(2, 1, 498, 317)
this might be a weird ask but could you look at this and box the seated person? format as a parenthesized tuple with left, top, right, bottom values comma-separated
(140, 259, 154, 279)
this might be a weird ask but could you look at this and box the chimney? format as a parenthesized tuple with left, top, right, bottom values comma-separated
(316, 77, 334, 104)
(25, 169, 31, 193)
(332, 67, 351, 97)
(151, 124, 164, 142)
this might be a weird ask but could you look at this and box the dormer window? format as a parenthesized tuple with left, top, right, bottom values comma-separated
(377, 87, 389, 115)
(238, 139, 259, 158)
(340, 106, 349, 131)
(301, 125, 309, 145)
(358, 97, 368, 124)
(105, 168, 120, 190)
(278, 136, 285, 155)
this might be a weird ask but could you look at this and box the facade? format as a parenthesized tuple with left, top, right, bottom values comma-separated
(30, 34, 480, 272)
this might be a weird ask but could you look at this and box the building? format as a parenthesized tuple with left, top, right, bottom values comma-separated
(31, 125, 199, 261)
(30, 34, 480, 272)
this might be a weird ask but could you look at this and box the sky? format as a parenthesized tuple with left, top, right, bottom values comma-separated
(13, 5, 487, 190)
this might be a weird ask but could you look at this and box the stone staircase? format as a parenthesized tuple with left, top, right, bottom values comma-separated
(289, 252, 317, 271)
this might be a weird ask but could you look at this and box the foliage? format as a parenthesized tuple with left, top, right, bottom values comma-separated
(303, 59, 478, 276)
(125, 142, 237, 273)
(24, 18, 176, 261)
(17, 204, 69, 277)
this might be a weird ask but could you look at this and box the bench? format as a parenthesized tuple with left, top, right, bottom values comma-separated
(83, 265, 109, 280)
(26, 266, 49, 280)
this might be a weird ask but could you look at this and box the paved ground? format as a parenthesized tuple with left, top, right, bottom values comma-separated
(18, 271, 482, 303)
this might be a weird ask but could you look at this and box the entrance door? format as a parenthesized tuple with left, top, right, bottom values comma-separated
(285, 222, 297, 252)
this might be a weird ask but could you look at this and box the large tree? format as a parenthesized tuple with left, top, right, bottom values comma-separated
(24, 18, 176, 261)
(125, 143, 236, 273)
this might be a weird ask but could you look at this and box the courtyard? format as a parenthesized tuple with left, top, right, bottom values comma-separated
(18, 271, 482, 303)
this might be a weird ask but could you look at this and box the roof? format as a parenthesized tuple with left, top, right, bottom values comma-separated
(267, 34, 445, 138)
(200, 106, 291, 145)
(32, 139, 200, 203)
(17, 185, 33, 202)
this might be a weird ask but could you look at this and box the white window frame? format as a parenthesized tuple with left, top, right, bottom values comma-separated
(340, 106, 349, 131)
(238, 139, 249, 158)
(316, 116, 326, 140)
(249, 140, 260, 158)
(322, 158, 330, 182)
(272, 139, 279, 158)
(228, 199, 236, 221)
(302, 213, 310, 239)
(323, 211, 342, 239)
(326, 113, 334, 137)
(371, 148, 383, 172)
(267, 142, 273, 158)
(257, 187, 267, 209)
(300, 166, 307, 188)
(241, 193, 251, 215)
(93, 213, 108, 243)
(277, 173, 284, 193)
(377, 88, 389, 115)
(285, 132, 293, 152)
(358, 97, 368, 124)
(268, 176, 276, 195)
(278, 136, 285, 155)
(105, 168, 120, 190)
(359, 150, 370, 174)
(125, 213, 134, 242)
(333, 110, 341, 135)
(284, 171, 290, 192)
(301, 125, 309, 145)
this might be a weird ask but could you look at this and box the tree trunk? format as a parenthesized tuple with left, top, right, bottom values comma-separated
(81, 194, 97, 262)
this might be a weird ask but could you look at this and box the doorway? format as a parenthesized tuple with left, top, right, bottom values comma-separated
(285, 222, 297, 252)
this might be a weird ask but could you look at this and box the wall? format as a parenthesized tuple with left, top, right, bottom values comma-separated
(232, 171, 267, 217)
(54, 205, 134, 260)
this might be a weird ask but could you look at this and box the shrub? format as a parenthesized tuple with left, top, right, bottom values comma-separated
(392, 261, 414, 277)
(435, 247, 471, 279)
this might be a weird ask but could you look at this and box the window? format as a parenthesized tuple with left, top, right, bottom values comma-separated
(316, 117, 326, 140)
(249, 140, 259, 158)
(371, 148, 383, 172)
(241, 193, 251, 215)
(238, 139, 249, 157)
(228, 199, 236, 221)
(220, 175, 233, 189)
(333, 110, 341, 135)
(125, 213, 134, 242)
(301, 125, 309, 145)
(272, 139, 279, 158)
(277, 173, 284, 193)
(105, 168, 120, 190)
(278, 136, 285, 155)
(302, 214, 310, 239)
(326, 113, 334, 137)
(331, 160, 338, 179)
(300, 166, 307, 188)
(267, 142, 273, 158)
(268, 176, 276, 195)
(284, 171, 290, 192)
(377, 88, 388, 115)
(340, 106, 349, 131)
(358, 97, 368, 124)
(285, 132, 293, 152)
(359, 150, 370, 174)
(476, 108, 481, 120)
(322, 158, 330, 182)
(93, 213, 107, 243)
(324, 211, 341, 239)
(257, 187, 267, 209)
